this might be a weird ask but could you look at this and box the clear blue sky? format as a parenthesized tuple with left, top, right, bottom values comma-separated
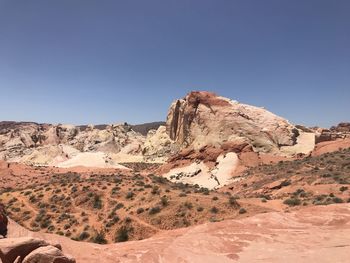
(0, 0, 349, 127)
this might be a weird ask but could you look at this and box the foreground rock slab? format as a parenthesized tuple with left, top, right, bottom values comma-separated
(7, 204, 350, 263)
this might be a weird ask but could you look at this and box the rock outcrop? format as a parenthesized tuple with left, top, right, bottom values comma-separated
(160, 91, 318, 188)
(0, 122, 145, 167)
(166, 91, 312, 154)
(0, 237, 75, 263)
(142, 126, 178, 162)
(315, 123, 350, 143)
(330, 122, 350, 133)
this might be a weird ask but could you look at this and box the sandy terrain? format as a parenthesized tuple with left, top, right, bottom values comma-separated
(56, 152, 130, 169)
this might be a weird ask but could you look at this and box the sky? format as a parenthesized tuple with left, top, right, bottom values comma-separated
(0, 0, 349, 127)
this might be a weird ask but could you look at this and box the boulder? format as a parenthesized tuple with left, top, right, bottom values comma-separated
(22, 245, 76, 263)
(0, 237, 50, 263)
(0, 237, 73, 263)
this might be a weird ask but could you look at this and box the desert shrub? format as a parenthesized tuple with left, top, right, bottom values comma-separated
(340, 186, 348, 192)
(280, 180, 291, 187)
(151, 186, 160, 195)
(197, 206, 204, 212)
(228, 196, 240, 208)
(149, 206, 161, 215)
(93, 195, 102, 209)
(239, 208, 247, 214)
(212, 196, 219, 201)
(136, 207, 144, 214)
(160, 196, 169, 206)
(202, 188, 210, 195)
(126, 191, 134, 199)
(210, 207, 219, 214)
(332, 197, 344, 203)
(78, 231, 90, 240)
(115, 226, 129, 242)
(283, 198, 301, 206)
(91, 230, 107, 244)
(184, 201, 193, 209)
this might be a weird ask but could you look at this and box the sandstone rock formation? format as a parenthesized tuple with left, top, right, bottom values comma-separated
(0, 122, 145, 167)
(142, 126, 178, 162)
(162, 91, 316, 188)
(0, 237, 75, 263)
(330, 122, 350, 133)
(315, 122, 350, 143)
(166, 91, 310, 153)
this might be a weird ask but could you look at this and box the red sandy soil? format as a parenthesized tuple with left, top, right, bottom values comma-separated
(7, 204, 350, 263)
(0, 160, 131, 189)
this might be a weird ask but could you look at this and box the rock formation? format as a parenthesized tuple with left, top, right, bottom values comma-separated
(0, 237, 75, 263)
(162, 91, 316, 188)
(0, 122, 145, 167)
(166, 91, 312, 154)
(142, 126, 178, 162)
(315, 122, 350, 143)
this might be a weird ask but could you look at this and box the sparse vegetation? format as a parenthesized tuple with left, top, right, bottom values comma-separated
(3, 148, 349, 244)
(283, 198, 301, 207)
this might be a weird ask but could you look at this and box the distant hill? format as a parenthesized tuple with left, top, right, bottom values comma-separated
(131, 121, 165, 136)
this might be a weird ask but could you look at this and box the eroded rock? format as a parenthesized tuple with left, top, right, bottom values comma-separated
(166, 91, 310, 154)
(0, 237, 74, 263)
(22, 245, 76, 263)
